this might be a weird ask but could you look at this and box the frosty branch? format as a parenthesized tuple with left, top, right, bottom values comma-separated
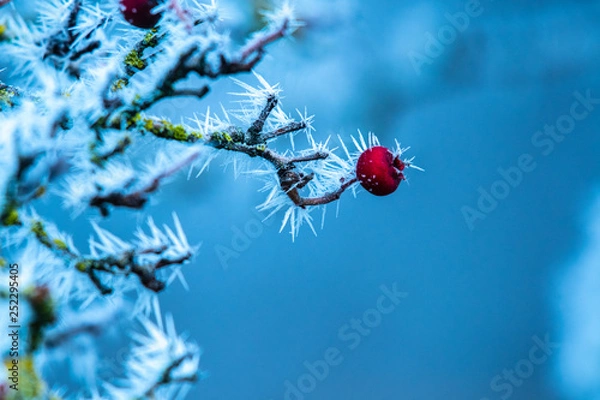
(133, 93, 359, 209)
(97, 8, 291, 128)
(88, 149, 201, 215)
(0, 0, 419, 398)
(0, 81, 21, 109)
(18, 214, 193, 295)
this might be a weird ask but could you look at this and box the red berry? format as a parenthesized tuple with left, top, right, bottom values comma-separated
(356, 146, 406, 196)
(120, 0, 162, 29)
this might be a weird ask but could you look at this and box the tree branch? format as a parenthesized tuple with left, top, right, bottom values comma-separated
(262, 121, 307, 141)
(138, 93, 357, 210)
(89, 150, 201, 215)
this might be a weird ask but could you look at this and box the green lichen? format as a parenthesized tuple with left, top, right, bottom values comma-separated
(105, 111, 140, 131)
(75, 260, 90, 272)
(31, 221, 48, 239)
(125, 49, 146, 70)
(33, 185, 46, 199)
(0, 87, 15, 108)
(31, 220, 53, 250)
(1, 205, 20, 226)
(5, 356, 45, 399)
(123, 112, 141, 129)
(191, 131, 203, 140)
(214, 131, 233, 142)
(144, 118, 156, 131)
(141, 118, 201, 142)
(172, 125, 188, 141)
(90, 154, 103, 166)
(30, 220, 75, 255)
(127, 113, 140, 128)
(52, 239, 68, 251)
(27, 288, 56, 353)
(0, 24, 7, 42)
(143, 29, 159, 47)
(111, 78, 129, 92)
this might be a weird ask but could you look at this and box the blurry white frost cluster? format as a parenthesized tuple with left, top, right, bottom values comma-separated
(99, 301, 201, 400)
(0, 211, 200, 398)
(558, 193, 600, 400)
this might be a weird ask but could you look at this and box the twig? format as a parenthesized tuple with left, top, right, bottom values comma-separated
(171, 86, 210, 99)
(295, 177, 358, 207)
(45, 322, 104, 348)
(239, 20, 289, 60)
(89, 150, 201, 215)
(287, 151, 329, 163)
(69, 40, 101, 61)
(262, 121, 307, 141)
(138, 94, 359, 209)
(145, 352, 198, 398)
(247, 94, 277, 144)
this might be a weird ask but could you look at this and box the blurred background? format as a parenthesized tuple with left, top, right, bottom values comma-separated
(8, 0, 600, 398)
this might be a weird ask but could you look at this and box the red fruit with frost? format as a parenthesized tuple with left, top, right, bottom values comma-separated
(356, 146, 406, 196)
(120, 0, 162, 29)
